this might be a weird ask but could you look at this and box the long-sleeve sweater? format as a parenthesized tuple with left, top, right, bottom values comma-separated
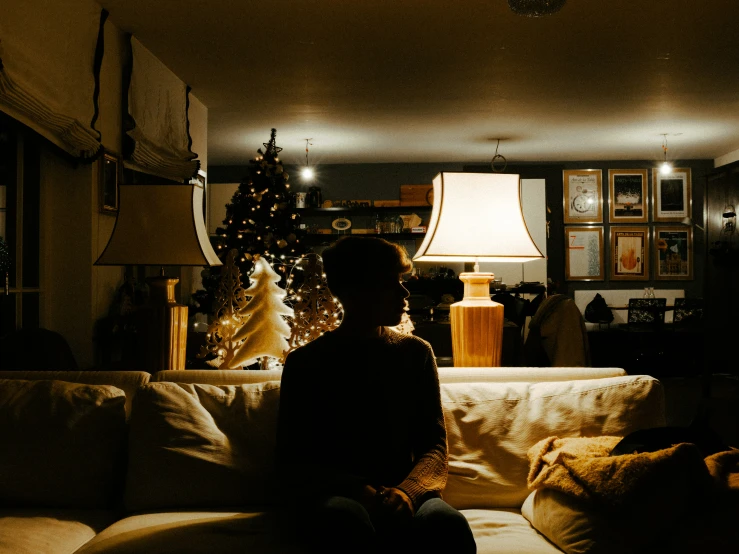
(276, 328, 448, 509)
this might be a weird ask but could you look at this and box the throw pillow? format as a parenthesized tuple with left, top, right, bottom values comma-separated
(0, 379, 127, 508)
(124, 381, 281, 511)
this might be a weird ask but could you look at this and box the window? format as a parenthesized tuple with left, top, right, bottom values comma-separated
(0, 113, 42, 335)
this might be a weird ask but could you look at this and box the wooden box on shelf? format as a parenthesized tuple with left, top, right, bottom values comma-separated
(400, 184, 433, 206)
(374, 199, 401, 207)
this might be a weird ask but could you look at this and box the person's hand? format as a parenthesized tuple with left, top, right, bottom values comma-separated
(376, 486, 414, 521)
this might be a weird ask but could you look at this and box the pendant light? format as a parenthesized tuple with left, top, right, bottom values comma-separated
(659, 134, 672, 174)
(300, 138, 315, 182)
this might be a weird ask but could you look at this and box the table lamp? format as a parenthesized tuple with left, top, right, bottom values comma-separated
(95, 183, 222, 371)
(413, 172, 543, 367)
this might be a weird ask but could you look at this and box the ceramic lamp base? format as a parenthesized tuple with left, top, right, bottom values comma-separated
(451, 272, 504, 367)
(145, 276, 188, 371)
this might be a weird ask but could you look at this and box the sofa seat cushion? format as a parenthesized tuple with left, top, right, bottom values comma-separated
(0, 379, 127, 508)
(442, 375, 665, 509)
(75, 511, 302, 554)
(462, 508, 561, 554)
(0, 509, 118, 554)
(124, 381, 281, 511)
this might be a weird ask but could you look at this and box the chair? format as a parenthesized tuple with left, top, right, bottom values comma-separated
(673, 298, 704, 326)
(0, 328, 78, 370)
(627, 298, 667, 326)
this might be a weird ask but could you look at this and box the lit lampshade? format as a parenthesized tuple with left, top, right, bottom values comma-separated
(95, 183, 222, 371)
(414, 172, 543, 367)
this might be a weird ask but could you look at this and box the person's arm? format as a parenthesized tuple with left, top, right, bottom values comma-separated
(396, 343, 448, 509)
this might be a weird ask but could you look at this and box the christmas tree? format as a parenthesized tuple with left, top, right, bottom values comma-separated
(194, 128, 308, 314)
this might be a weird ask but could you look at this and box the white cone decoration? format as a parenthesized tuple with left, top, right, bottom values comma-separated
(222, 257, 294, 369)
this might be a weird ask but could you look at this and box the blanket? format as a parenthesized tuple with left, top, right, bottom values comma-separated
(527, 436, 739, 511)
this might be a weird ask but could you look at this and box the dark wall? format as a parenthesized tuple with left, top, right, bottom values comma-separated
(703, 161, 739, 371)
(209, 158, 714, 298)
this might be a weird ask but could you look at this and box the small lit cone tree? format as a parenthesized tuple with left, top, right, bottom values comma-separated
(286, 253, 343, 354)
(198, 249, 250, 367)
(194, 128, 308, 315)
(223, 256, 294, 369)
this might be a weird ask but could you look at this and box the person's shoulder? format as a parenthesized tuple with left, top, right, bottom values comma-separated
(384, 328, 433, 355)
(285, 332, 335, 364)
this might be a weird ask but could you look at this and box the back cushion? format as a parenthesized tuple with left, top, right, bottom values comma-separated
(124, 381, 280, 511)
(441, 375, 665, 509)
(0, 379, 127, 508)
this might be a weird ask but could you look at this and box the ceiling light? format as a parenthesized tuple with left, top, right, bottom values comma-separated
(300, 166, 315, 181)
(301, 138, 314, 182)
(508, 0, 567, 17)
(490, 139, 507, 173)
(659, 134, 672, 174)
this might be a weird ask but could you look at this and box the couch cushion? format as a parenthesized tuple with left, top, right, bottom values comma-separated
(124, 381, 281, 511)
(0, 509, 118, 554)
(442, 375, 665, 509)
(0, 371, 150, 418)
(462, 508, 561, 554)
(74, 511, 301, 554)
(0, 379, 127, 508)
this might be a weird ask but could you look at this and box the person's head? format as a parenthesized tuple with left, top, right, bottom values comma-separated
(321, 236, 412, 327)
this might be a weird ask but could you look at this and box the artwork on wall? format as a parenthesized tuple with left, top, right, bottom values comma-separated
(99, 151, 119, 214)
(608, 169, 648, 223)
(610, 226, 649, 281)
(654, 227, 692, 280)
(565, 226, 604, 281)
(563, 169, 603, 224)
(653, 168, 691, 222)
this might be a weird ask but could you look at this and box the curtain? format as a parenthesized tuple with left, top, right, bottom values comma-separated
(0, 0, 104, 159)
(124, 37, 199, 182)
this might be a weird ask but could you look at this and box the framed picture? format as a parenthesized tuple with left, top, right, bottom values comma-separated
(608, 169, 648, 223)
(610, 226, 649, 280)
(99, 151, 119, 214)
(563, 169, 603, 224)
(654, 226, 692, 280)
(565, 226, 604, 281)
(653, 168, 691, 222)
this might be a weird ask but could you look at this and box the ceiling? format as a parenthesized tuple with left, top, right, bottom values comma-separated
(99, 0, 739, 166)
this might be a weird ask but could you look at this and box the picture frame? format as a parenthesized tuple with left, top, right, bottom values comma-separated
(99, 151, 119, 214)
(563, 169, 603, 224)
(565, 226, 604, 281)
(608, 169, 648, 223)
(610, 226, 649, 280)
(652, 168, 691, 222)
(654, 226, 692, 280)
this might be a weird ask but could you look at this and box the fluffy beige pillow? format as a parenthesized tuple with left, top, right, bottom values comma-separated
(124, 381, 281, 511)
(0, 379, 127, 508)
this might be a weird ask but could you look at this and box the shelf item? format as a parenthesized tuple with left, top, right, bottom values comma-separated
(400, 184, 434, 206)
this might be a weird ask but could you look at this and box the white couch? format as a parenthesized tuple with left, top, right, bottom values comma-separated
(0, 367, 665, 554)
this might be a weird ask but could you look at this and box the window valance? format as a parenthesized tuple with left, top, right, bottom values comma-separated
(124, 37, 199, 182)
(0, 0, 104, 159)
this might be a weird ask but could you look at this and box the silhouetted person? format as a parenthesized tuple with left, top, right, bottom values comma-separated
(277, 237, 476, 554)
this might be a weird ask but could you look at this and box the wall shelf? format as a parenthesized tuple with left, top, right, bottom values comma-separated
(296, 206, 431, 215)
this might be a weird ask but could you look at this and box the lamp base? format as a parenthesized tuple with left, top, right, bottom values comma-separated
(451, 272, 504, 367)
(144, 276, 188, 371)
